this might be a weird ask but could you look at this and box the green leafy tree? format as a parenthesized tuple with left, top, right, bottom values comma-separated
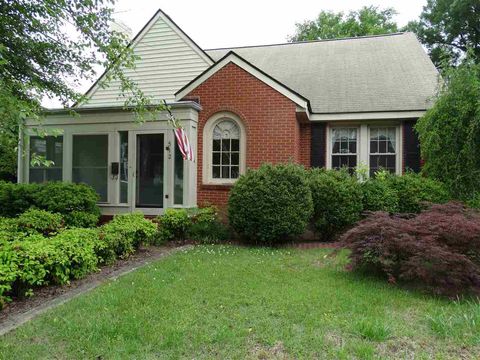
(289, 6, 399, 42)
(405, 0, 480, 67)
(415, 58, 480, 199)
(0, 0, 164, 179)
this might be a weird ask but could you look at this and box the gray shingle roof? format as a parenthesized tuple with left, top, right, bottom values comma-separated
(206, 33, 439, 114)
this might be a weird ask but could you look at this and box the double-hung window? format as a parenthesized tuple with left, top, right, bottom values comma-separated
(369, 127, 397, 177)
(331, 128, 358, 173)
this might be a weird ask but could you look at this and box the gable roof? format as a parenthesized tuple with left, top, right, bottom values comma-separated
(79, 9, 213, 107)
(175, 51, 311, 111)
(206, 33, 439, 114)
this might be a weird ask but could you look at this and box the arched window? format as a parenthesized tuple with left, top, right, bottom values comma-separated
(203, 112, 246, 184)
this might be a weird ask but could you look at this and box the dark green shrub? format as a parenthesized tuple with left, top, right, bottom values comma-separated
(0, 182, 38, 217)
(467, 193, 480, 209)
(361, 179, 399, 213)
(156, 208, 190, 242)
(385, 173, 449, 213)
(64, 211, 99, 228)
(16, 208, 64, 236)
(228, 163, 313, 244)
(187, 206, 229, 244)
(32, 182, 100, 226)
(308, 169, 363, 238)
(0, 182, 100, 227)
(98, 212, 157, 264)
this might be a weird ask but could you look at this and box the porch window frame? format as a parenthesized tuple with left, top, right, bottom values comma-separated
(27, 134, 64, 184)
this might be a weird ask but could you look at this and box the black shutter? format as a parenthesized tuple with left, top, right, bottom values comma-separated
(404, 120, 421, 173)
(311, 123, 326, 168)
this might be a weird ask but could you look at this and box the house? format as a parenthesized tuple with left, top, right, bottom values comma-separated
(17, 9, 439, 215)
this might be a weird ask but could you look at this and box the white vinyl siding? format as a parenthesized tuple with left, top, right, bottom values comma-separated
(83, 13, 211, 107)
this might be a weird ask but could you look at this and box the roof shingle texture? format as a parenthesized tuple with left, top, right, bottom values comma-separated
(206, 33, 439, 114)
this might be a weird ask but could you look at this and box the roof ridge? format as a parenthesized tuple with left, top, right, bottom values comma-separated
(205, 32, 408, 52)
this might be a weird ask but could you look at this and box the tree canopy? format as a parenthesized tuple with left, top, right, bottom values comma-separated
(289, 6, 399, 42)
(415, 58, 480, 199)
(405, 0, 480, 67)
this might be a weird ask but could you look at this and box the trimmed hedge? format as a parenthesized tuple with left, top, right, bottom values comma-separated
(228, 163, 313, 244)
(309, 169, 363, 238)
(361, 178, 399, 213)
(0, 182, 100, 227)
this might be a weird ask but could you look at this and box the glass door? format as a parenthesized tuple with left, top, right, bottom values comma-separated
(135, 133, 165, 208)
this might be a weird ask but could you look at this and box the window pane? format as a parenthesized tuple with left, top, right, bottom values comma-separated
(72, 135, 108, 202)
(332, 128, 357, 154)
(231, 166, 239, 178)
(221, 139, 230, 151)
(213, 139, 220, 151)
(174, 137, 184, 205)
(222, 166, 230, 178)
(221, 152, 230, 165)
(231, 152, 239, 165)
(212, 152, 220, 165)
(29, 136, 63, 183)
(212, 166, 220, 178)
(119, 131, 128, 204)
(231, 139, 239, 151)
(370, 155, 396, 177)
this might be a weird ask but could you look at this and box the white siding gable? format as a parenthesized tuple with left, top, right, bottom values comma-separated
(81, 10, 212, 108)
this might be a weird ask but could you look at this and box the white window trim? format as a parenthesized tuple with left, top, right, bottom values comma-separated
(203, 112, 246, 185)
(330, 127, 359, 171)
(368, 126, 402, 176)
(326, 123, 402, 176)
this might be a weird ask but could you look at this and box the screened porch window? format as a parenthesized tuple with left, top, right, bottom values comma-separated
(369, 127, 396, 177)
(29, 136, 63, 183)
(331, 128, 357, 173)
(72, 135, 109, 202)
(212, 120, 240, 179)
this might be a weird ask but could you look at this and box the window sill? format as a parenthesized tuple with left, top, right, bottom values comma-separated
(201, 183, 234, 191)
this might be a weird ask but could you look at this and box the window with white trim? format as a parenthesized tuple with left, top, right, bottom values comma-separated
(212, 120, 240, 179)
(29, 136, 63, 183)
(203, 112, 245, 185)
(331, 128, 358, 173)
(369, 127, 397, 177)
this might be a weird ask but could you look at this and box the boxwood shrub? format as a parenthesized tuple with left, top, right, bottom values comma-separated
(228, 163, 313, 244)
(156, 208, 190, 243)
(187, 206, 228, 244)
(385, 173, 449, 213)
(361, 178, 399, 213)
(0, 182, 100, 227)
(308, 169, 363, 238)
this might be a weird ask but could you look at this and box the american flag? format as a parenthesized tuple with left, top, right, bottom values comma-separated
(164, 100, 194, 162)
(174, 127, 194, 161)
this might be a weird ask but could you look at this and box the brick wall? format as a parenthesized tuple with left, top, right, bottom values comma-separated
(182, 62, 310, 207)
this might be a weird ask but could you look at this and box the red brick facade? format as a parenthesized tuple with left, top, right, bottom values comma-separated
(182, 62, 311, 207)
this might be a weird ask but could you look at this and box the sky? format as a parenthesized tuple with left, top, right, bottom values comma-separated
(113, 0, 427, 49)
(46, 0, 427, 107)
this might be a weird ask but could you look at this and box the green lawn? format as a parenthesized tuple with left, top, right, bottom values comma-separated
(0, 245, 479, 359)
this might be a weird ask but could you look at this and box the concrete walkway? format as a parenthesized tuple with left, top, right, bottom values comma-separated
(0, 245, 191, 336)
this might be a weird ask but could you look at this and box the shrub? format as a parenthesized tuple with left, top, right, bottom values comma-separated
(308, 169, 363, 238)
(341, 202, 480, 296)
(16, 208, 64, 236)
(467, 192, 480, 209)
(98, 213, 157, 264)
(385, 173, 449, 213)
(187, 206, 229, 244)
(64, 210, 99, 228)
(0, 182, 100, 227)
(361, 178, 399, 213)
(228, 163, 313, 244)
(0, 217, 21, 243)
(0, 229, 99, 305)
(156, 208, 190, 242)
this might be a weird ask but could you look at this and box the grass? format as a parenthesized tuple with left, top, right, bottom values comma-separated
(0, 245, 479, 359)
